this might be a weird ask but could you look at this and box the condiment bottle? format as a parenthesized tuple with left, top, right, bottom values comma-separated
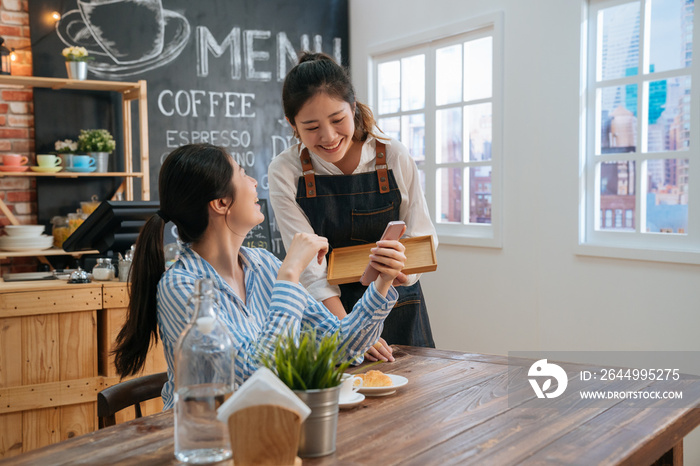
(174, 278, 235, 463)
(92, 258, 115, 281)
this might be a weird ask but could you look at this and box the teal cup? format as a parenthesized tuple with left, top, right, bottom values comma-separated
(73, 155, 96, 168)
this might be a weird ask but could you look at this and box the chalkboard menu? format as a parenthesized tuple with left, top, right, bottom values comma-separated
(28, 0, 349, 258)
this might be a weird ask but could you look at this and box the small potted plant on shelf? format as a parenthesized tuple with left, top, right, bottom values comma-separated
(62, 46, 92, 81)
(54, 138, 77, 169)
(261, 327, 353, 458)
(78, 129, 116, 173)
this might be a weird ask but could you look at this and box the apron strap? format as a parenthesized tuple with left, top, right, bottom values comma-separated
(299, 147, 316, 198)
(375, 141, 390, 194)
(299, 141, 390, 198)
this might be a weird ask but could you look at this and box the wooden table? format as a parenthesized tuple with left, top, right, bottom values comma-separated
(3, 346, 699, 465)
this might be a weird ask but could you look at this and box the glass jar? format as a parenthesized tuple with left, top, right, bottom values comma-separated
(51, 215, 70, 248)
(174, 278, 235, 463)
(67, 212, 85, 235)
(92, 258, 115, 281)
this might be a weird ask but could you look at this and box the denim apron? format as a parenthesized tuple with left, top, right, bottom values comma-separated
(295, 142, 435, 347)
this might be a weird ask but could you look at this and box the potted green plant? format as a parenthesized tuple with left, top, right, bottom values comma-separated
(62, 46, 92, 80)
(262, 327, 352, 458)
(78, 129, 116, 173)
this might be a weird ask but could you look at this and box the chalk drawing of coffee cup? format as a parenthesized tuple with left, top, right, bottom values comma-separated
(77, 0, 165, 65)
(56, 0, 190, 78)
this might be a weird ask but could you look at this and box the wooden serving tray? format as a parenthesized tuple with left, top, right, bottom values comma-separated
(327, 235, 437, 285)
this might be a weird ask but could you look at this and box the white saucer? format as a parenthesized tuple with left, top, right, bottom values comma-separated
(56, 9, 191, 78)
(357, 374, 409, 397)
(339, 392, 365, 409)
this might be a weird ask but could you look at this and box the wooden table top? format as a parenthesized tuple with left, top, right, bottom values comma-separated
(4, 346, 700, 465)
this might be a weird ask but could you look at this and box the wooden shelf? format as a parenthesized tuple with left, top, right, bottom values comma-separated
(0, 75, 144, 97)
(0, 75, 150, 262)
(0, 171, 144, 178)
(0, 248, 100, 259)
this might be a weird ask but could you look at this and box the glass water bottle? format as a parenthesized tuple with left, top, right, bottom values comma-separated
(174, 278, 236, 464)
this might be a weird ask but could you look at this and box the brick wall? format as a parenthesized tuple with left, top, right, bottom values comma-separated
(0, 0, 39, 273)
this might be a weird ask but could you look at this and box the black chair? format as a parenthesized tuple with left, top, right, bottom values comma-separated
(97, 372, 168, 428)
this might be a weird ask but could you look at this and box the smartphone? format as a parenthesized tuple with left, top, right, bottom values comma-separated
(360, 221, 406, 286)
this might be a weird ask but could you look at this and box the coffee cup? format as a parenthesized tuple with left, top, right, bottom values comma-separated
(73, 155, 96, 168)
(339, 373, 363, 402)
(2, 154, 29, 166)
(78, 0, 165, 64)
(36, 154, 62, 167)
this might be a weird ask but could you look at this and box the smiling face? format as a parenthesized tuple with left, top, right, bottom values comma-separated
(291, 92, 357, 165)
(227, 160, 264, 231)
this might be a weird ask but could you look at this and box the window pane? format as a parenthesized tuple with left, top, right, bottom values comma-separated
(437, 167, 463, 223)
(648, 0, 694, 74)
(646, 158, 689, 234)
(469, 166, 492, 224)
(436, 44, 462, 106)
(401, 55, 425, 111)
(464, 37, 492, 101)
(645, 76, 691, 152)
(378, 61, 400, 114)
(598, 2, 640, 81)
(436, 107, 462, 163)
(599, 161, 636, 231)
(378, 117, 400, 140)
(402, 113, 425, 163)
(465, 103, 492, 161)
(598, 84, 638, 154)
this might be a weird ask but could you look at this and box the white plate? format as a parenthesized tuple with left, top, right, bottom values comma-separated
(0, 236, 53, 247)
(3, 225, 46, 237)
(339, 392, 365, 409)
(357, 374, 408, 397)
(0, 244, 54, 252)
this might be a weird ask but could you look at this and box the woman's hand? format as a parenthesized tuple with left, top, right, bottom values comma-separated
(277, 232, 329, 283)
(369, 239, 406, 296)
(364, 337, 395, 362)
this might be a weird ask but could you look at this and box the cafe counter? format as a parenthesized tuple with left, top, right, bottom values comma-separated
(0, 279, 167, 459)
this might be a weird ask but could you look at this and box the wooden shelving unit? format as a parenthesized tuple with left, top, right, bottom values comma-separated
(0, 75, 150, 261)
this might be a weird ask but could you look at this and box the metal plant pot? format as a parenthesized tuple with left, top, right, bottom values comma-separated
(66, 61, 87, 80)
(294, 385, 341, 457)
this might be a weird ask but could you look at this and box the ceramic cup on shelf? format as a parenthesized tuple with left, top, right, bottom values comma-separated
(73, 155, 96, 168)
(36, 154, 62, 167)
(2, 153, 29, 166)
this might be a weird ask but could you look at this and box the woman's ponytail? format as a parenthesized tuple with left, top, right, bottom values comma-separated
(112, 214, 166, 377)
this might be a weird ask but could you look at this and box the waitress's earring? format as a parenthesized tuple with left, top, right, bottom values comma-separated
(293, 129, 299, 139)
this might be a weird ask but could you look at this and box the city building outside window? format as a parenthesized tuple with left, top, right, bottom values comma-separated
(370, 14, 503, 247)
(580, 0, 698, 264)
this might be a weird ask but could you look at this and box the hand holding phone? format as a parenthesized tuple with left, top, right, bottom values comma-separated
(360, 221, 406, 286)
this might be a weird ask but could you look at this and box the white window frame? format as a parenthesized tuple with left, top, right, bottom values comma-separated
(578, 0, 700, 265)
(368, 13, 504, 248)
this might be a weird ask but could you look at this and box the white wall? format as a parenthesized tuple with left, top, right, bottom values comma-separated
(350, 0, 700, 461)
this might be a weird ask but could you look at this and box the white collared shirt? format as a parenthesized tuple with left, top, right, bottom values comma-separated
(268, 135, 438, 303)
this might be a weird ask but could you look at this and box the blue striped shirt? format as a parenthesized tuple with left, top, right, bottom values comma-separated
(156, 245, 398, 409)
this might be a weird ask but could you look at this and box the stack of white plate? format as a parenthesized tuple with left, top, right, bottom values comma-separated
(0, 225, 52, 251)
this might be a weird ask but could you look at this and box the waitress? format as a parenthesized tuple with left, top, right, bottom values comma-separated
(269, 52, 437, 361)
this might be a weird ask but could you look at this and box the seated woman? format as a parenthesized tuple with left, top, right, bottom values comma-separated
(112, 143, 406, 409)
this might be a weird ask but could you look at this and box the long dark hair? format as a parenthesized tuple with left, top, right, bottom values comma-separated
(113, 143, 235, 377)
(282, 52, 380, 141)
